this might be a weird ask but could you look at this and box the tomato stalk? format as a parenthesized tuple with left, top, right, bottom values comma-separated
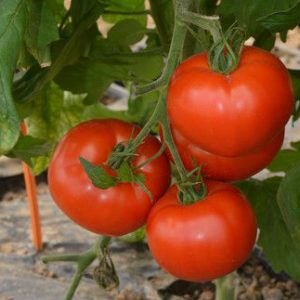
(214, 273, 236, 300)
(42, 236, 113, 300)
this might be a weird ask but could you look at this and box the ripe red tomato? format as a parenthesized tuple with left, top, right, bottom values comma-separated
(48, 119, 171, 237)
(167, 128, 284, 181)
(147, 181, 257, 281)
(167, 46, 293, 157)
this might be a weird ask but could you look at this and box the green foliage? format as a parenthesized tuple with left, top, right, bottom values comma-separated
(102, 0, 147, 26)
(218, 0, 299, 49)
(257, 2, 300, 33)
(237, 177, 300, 281)
(290, 70, 300, 121)
(7, 135, 53, 174)
(108, 19, 147, 46)
(0, 0, 299, 284)
(0, 0, 30, 155)
(25, 0, 59, 64)
(148, 0, 174, 52)
(54, 38, 163, 104)
(128, 91, 159, 127)
(267, 141, 300, 173)
(277, 163, 300, 254)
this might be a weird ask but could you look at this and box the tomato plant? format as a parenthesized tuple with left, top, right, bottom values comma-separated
(167, 47, 294, 157)
(147, 181, 257, 281)
(1, 0, 300, 300)
(166, 128, 284, 181)
(48, 119, 170, 236)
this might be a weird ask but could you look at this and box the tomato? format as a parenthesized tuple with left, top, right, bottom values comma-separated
(167, 46, 293, 157)
(147, 181, 257, 281)
(48, 119, 171, 237)
(166, 128, 284, 181)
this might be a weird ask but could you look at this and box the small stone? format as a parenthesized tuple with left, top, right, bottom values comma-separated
(0, 243, 14, 254)
(275, 282, 285, 290)
(262, 287, 284, 300)
(199, 290, 214, 300)
(286, 279, 297, 292)
(244, 265, 255, 276)
(259, 275, 270, 285)
(168, 296, 183, 300)
(255, 266, 264, 278)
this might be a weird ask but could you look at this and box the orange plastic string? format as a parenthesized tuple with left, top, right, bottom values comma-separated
(21, 122, 43, 251)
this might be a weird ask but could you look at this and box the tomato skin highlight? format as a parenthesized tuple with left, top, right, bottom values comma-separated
(167, 128, 284, 182)
(146, 181, 257, 282)
(167, 46, 293, 157)
(48, 119, 171, 237)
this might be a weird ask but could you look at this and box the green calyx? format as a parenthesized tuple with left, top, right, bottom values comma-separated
(176, 165, 207, 206)
(78, 139, 169, 201)
(178, 8, 246, 75)
(208, 26, 246, 75)
(79, 157, 153, 200)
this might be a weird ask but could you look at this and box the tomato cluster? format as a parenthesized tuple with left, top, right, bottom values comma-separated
(48, 46, 293, 283)
(166, 46, 294, 181)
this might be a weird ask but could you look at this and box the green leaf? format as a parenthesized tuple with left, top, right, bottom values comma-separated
(237, 177, 300, 281)
(258, 2, 300, 33)
(10, 135, 52, 158)
(128, 91, 159, 126)
(198, 0, 218, 15)
(267, 149, 300, 173)
(70, 0, 100, 26)
(13, 5, 103, 105)
(218, 0, 298, 38)
(108, 19, 146, 46)
(8, 135, 53, 173)
(291, 141, 300, 151)
(253, 30, 276, 51)
(25, 82, 80, 141)
(117, 161, 135, 182)
(55, 38, 163, 104)
(25, 83, 135, 144)
(54, 61, 113, 105)
(30, 156, 50, 175)
(102, 0, 147, 26)
(0, 0, 30, 154)
(277, 163, 300, 254)
(25, 0, 59, 64)
(148, 0, 174, 52)
(46, 0, 66, 24)
(79, 157, 117, 189)
(289, 69, 300, 121)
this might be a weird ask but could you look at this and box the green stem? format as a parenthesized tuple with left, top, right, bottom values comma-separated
(42, 255, 81, 263)
(127, 0, 206, 205)
(65, 272, 83, 300)
(180, 11, 222, 43)
(42, 237, 111, 300)
(214, 273, 236, 300)
(128, 0, 191, 150)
